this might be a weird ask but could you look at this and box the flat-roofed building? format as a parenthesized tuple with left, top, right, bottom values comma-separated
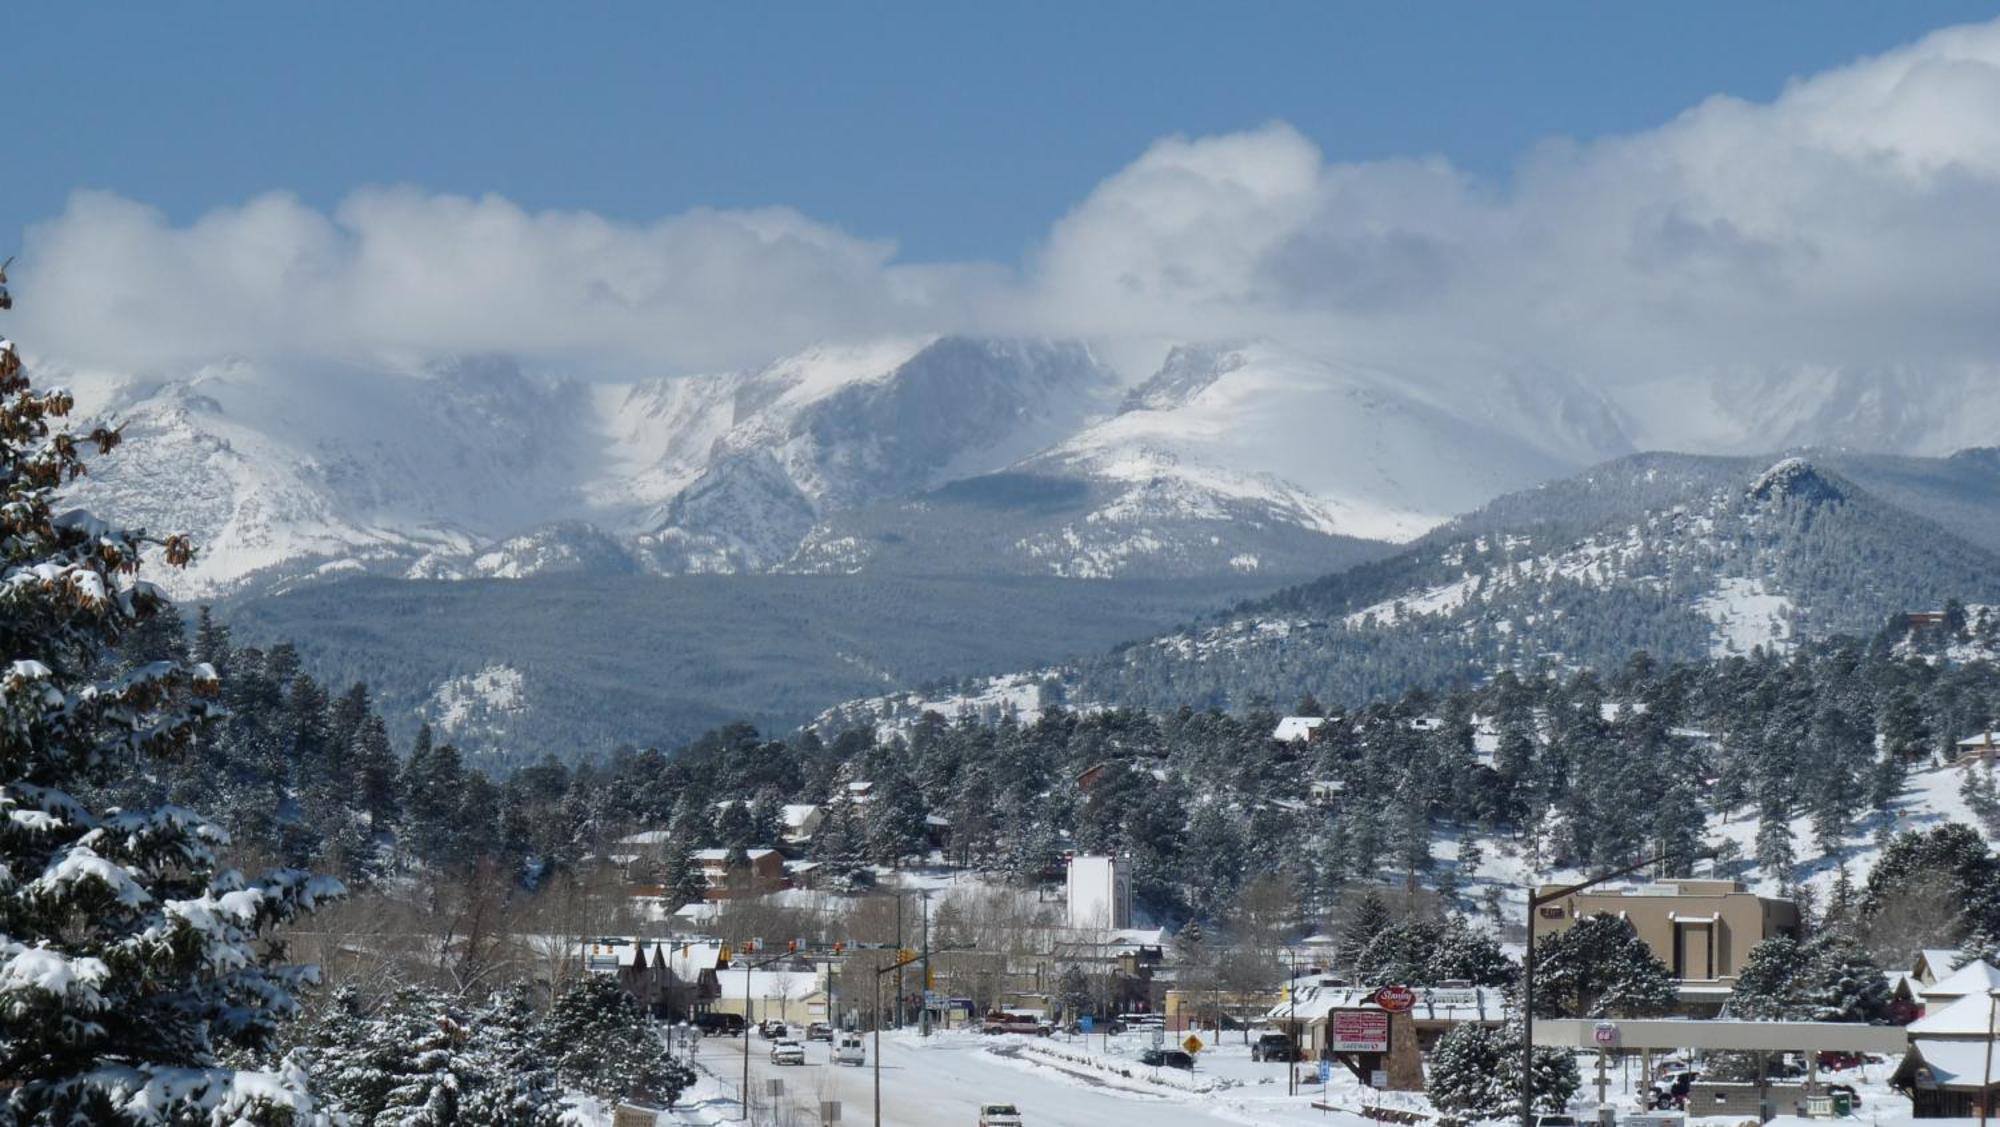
(1533, 878, 1799, 1009)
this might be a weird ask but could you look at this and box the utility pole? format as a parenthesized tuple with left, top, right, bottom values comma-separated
(738, 949, 790, 1122)
(1522, 849, 1700, 1127)
(1286, 945, 1299, 1097)
(921, 889, 934, 1037)
(1980, 987, 1997, 1127)
(895, 893, 905, 1028)
(873, 950, 921, 1127)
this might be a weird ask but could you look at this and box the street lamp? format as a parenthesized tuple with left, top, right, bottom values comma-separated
(1521, 849, 1704, 1127)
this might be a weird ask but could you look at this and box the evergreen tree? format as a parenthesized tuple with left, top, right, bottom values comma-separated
(0, 321, 337, 1121)
(540, 975, 693, 1106)
(1533, 913, 1675, 1018)
(1336, 888, 1392, 976)
(1428, 1022, 1579, 1118)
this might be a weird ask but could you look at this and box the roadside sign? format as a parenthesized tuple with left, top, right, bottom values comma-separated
(1372, 985, 1416, 1014)
(1078, 1016, 1094, 1033)
(1370, 1069, 1388, 1089)
(1183, 1034, 1204, 1054)
(1593, 1021, 1619, 1046)
(1331, 1009, 1390, 1053)
(1319, 1060, 1332, 1084)
(1151, 1029, 1165, 1049)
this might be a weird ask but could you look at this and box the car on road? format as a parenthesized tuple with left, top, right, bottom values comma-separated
(1139, 1049, 1194, 1070)
(806, 1021, 834, 1042)
(759, 1019, 788, 1039)
(1533, 1116, 1577, 1127)
(695, 1013, 745, 1037)
(769, 1039, 806, 1065)
(834, 1033, 866, 1065)
(977, 1104, 1023, 1127)
(1251, 1032, 1299, 1062)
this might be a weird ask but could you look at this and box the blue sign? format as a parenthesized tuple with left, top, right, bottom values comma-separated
(1078, 1016, 1094, 1033)
(1318, 1060, 1332, 1084)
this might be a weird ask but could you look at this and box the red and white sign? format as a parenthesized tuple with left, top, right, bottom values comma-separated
(1372, 985, 1416, 1014)
(1331, 1009, 1390, 1052)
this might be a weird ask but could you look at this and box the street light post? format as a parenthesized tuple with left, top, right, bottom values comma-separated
(1521, 849, 1700, 1127)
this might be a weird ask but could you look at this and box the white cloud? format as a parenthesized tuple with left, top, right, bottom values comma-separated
(18, 16, 2000, 415)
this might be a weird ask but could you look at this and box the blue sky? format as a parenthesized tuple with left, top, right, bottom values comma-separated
(10, 2, 1998, 262)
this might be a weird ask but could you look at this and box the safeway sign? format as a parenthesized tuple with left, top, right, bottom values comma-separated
(1331, 1009, 1390, 1053)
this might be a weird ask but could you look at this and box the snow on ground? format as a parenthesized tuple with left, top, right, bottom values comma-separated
(684, 1027, 1399, 1127)
(424, 662, 528, 744)
(1694, 576, 1795, 657)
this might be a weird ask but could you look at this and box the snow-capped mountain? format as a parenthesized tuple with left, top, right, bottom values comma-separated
(46, 331, 2000, 599)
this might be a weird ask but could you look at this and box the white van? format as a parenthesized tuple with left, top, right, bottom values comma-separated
(835, 1033, 866, 1065)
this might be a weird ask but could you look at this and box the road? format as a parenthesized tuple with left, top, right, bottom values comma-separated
(695, 1029, 1271, 1127)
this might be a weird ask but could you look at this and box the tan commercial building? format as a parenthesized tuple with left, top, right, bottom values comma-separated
(1534, 878, 1799, 1009)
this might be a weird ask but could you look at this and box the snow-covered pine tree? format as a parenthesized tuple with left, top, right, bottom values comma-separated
(1532, 913, 1675, 1018)
(0, 312, 339, 1121)
(540, 974, 692, 1107)
(1427, 1022, 1579, 1118)
(1335, 887, 1391, 976)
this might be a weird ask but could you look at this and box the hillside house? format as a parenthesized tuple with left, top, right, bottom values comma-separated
(780, 803, 824, 843)
(582, 938, 680, 1015)
(1272, 717, 1330, 743)
(1954, 732, 1999, 766)
(694, 847, 786, 899)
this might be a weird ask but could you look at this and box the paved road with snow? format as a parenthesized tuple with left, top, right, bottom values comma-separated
(695, 1029, 1305, 1127)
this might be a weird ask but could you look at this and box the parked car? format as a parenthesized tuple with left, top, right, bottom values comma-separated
(1139, 1049, 1194, 1070)
(759, 1019, 788, 1039)
(1817, 1051, 1865, 1071)
(1825, 1083, 1862, 1106)
(834, 1033, 866, 1066)
(695, 1012, 746, 1037)
(1251, 1033, 1299, 1062)
(1534, 1116, 1578, 1127)
(769, 1039, 806, 1065)
(980, 1012, 1052, 1036)
(977, 1104, 1023, 1127)
(806, 1021, 834, 1042)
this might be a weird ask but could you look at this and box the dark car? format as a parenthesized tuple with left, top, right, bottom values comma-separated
(695, 1012, 746, 1037)
(1826, 1083, 1862, 1106)
(1140, 1049, 1195, 1070)
(1251, 1033, 1299, 1062)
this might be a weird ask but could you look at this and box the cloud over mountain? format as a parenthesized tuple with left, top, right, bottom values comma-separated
(18, 16, 2000, 404)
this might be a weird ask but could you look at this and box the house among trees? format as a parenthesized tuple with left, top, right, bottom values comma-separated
(1954, 731, 1999, 766)
(1533, 879, 1799, 1009)
(694, 847, 787, 899)
(1915, 959, 2000, 1014)
(1912, 948, 1965, 989)
(1272, 716, 1330, 743)
(779, 803, 825, 843)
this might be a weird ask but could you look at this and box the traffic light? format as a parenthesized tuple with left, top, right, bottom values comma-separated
(787, 939, 798, 953)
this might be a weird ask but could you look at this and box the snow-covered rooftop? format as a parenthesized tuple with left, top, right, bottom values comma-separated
(1910, 1038, 2000, 1086)
(1909, 989, 2000, 1037)
(693, 848, 779, 862)
(1272, 717, 1328, 743)
(1921, 959, 2000, 1005)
